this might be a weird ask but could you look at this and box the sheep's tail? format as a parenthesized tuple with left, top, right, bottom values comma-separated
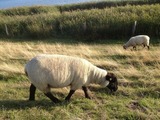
(147, 36, 150, 46)
(24, 64, 28, 77)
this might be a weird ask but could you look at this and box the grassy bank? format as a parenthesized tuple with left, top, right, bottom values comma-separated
(0, 38, 160, 119)
(0, 1, 160, 40)
(59, 0, 160, 12)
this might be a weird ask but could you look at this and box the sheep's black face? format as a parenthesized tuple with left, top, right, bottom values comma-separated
(107, 78, 118, 92)
(106, 73, 118, 92)
(123, 45, 127, 49)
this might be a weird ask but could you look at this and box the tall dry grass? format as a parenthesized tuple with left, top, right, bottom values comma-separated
(0, 40, 159, 81)
(0, 39, 160, 119)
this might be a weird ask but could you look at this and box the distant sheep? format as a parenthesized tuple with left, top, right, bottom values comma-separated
(123, 35, 150, 50)
(25, 54, 118, 103)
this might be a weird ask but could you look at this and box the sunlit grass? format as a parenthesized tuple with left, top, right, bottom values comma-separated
(0, 39, 160, 119)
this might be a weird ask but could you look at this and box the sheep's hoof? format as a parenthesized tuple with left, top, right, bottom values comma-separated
(86, 96, 92, 99)
(63, 100, 71, 104)
(53, 99, 61, 104)
(65, 99, 70, 102)
(28, 99, 35, 101)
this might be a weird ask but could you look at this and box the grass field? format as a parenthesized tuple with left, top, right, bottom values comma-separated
(1, 3, 160, 39)
(0, 38, 160, 120)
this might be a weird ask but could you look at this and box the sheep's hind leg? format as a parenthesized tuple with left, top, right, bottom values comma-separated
(44, 92, 61, 103)
(143, 44, 149, 50)
(65, 90, 75, 101)
(143, 44, 146, 48)
(29, 83, 36, 101)
(82, 86, 91, 99)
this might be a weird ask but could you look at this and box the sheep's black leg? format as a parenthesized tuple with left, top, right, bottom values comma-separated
(147, 46, 150, 50)
(133, 46, 136, 50)
(65, 90, 75, 101)
(29, 84, 36, 101)
(44, 92, 61, 103)
(82, 86, 91, 99)
(143, 44, 146, 48)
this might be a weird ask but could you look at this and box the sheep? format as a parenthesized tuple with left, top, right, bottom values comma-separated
(25, 54, 118, 103)
(123, 35, 150, 50)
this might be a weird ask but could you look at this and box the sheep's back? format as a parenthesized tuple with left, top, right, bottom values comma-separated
(25, 54, 94, 89)
(131, 35, 150, 45)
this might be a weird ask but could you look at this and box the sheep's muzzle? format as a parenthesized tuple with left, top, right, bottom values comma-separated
(107, 77, 118, 92)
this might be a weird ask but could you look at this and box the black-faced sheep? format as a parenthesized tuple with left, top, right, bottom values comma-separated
(25, 54, 118, 103)
(123, 35, 150, 50)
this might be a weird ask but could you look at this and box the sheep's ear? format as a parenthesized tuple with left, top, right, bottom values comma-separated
(106, 72, 114, 81)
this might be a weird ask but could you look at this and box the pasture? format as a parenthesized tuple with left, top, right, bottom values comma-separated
(0, 38, 159, 119)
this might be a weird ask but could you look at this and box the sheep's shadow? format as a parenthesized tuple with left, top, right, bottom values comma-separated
(88, 85, 113, 95)
(0, 99, 69, 110)
(0, 86, 117, 111)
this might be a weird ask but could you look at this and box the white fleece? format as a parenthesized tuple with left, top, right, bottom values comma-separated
(25, 54, 108, 93)
(124, 35, 150, 49)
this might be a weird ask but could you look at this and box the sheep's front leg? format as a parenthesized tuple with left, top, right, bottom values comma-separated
(82, 86, 91, 99)
(44, 92, 61, 103)
(65, 90, 75, 101)
(29, 84, 36, 101)
(133, 46, 136, 50)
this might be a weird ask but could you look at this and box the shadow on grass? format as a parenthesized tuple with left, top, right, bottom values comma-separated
(0, 37, 125, 45)
(136, 88, 160, 99)
(108, 54, 132, 61)
(0, 86, 120, 111)
(0, 72, 25, 82)
(88, 85, 117, 96)
(0, 99, 70, 110)
(1, 37, 159, 46)
(0, 37, 78, 44)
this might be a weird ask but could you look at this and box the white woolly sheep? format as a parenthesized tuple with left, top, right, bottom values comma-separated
(25, 54, 118, 103)
(123, 35, 150, 50)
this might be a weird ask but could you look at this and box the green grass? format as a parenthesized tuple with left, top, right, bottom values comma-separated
(0, 38, 160, 119)
(0, 1, 160, 40)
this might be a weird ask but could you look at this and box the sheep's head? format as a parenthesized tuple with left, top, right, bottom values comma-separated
(123, 45, 127, 49)
(106, 73, 118, 92)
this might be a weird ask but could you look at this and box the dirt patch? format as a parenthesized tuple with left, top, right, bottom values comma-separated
(126, 100, 148, 113)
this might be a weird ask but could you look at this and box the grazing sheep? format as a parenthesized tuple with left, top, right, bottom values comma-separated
(123, 35, 150, 50)
(25, 54, 118, 103)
